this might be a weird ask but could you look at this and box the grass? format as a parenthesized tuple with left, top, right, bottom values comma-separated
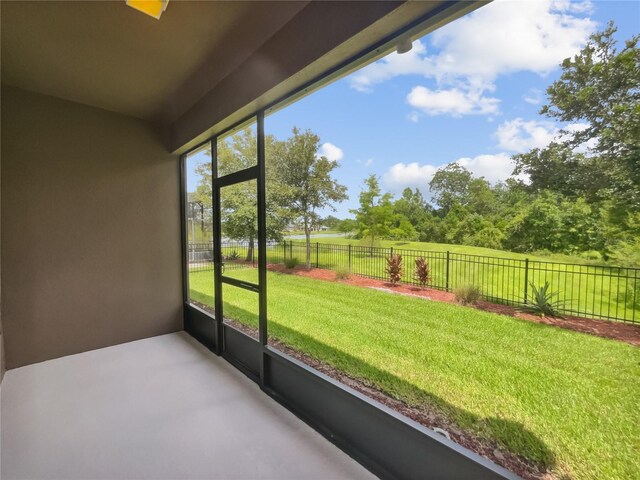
(196, 237, 640, 322)
(189, 268, 640, 480)
(272, 239, 639, 322)
(284, 229, 341, 236)
(306, 236, 606, 264)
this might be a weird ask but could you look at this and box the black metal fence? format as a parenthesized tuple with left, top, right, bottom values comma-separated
(188, 240, 640, 324)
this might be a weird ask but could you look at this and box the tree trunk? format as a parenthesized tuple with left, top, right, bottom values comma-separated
(246, 237, 254, 264)
(304, 220, 311, 270)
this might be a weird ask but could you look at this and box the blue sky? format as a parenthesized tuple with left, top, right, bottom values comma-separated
(190, 0, 639, 219)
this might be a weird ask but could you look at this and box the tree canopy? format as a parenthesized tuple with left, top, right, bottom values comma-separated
(189, 23, 640, 267)
(274, 127, 347, 268)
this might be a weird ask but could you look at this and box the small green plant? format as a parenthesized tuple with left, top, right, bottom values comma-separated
(522, 281, 565, 317)
(284, 257, 299, 269)
(454, 284, 482, 305)
(225, 250, 240, 261)
(414, 257, 431, 288)
(385, 254, 403, 285)
(618, 281, 640, 310)
(335, 266, 350, 280)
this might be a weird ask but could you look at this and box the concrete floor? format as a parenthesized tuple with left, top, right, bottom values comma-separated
(1, 332, 376, 480)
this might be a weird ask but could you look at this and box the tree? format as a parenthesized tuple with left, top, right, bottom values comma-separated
(388, 214, 418, 241)
(393, 188, 434, 240)
(277, 127, 347, 269)
(467, 178, 498, 216)
(519, 23, 639, 212)
(502, 192, 604, 254)
(512, 144, 603, 201)
(322, 215, 341, 230)
(337, 218, 357, 236)
(429, 163, 473, 215)
(197, 128, 288, 262)
(352, 175, 395, 247)
(503, 192, 565, 252)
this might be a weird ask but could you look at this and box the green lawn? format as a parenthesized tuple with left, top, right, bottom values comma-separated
(189, 268, 640, 480)
(302, 236, 589, 263)
(284, 229, 341, 236)
(270, 239, 639, 322)
(196, 237, 640, 322)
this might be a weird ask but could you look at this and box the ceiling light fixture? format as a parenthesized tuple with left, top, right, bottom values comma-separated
(126, 0, 169, 20)
(396, 38, 413, 54)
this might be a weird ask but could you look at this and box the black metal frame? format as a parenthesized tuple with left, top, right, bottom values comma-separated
(180, 1, 519, 478)
(209, 118, 264, 371)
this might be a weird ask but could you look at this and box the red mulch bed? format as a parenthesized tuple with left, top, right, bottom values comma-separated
(268, 264, 640, 346)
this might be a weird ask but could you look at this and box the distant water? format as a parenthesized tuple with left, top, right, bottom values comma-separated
(285, 233, 344, 240)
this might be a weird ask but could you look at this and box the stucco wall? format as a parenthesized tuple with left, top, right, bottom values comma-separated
(1, 87, 183, 369)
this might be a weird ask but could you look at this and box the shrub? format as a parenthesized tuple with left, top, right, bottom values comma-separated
(579, 250, 603, 262)
(619, 281, 640, 310)
(522, 281, 565, 318)
(284, 257, 299, 269)
(385, 254, 403, 285)
(414, 257, 431, 288)
(607, 238, 640, 268)
(454, 285, 482, 305)
(225, 250, 240, 261)
(335, 266, 350, 280)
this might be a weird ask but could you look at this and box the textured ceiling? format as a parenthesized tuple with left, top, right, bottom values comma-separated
(1, 1, 308, 122)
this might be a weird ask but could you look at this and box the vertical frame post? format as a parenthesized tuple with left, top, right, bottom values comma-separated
(445, 251, 450, 292)
(212, 139, 224, 355)
(523, 258, 529, 305)
(179, 154, 189, 306)
(257, 111, 268, 387)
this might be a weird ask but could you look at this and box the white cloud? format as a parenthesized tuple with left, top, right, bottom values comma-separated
(349, 0, 595, 117)
(407, 86, 499, 117)
(424, 0, 595, 84)
(561, 122, 598, 153)
(563, 122, 590, 134)
(383, 162, 438, 193)
(523, 88, 544, 105)
(455, 153, 524, 184)
(382, 154, 525, 194)
(494, 118, 598, 154)
(495, 118, 558, 153)
(319, 142, 344, 162)
(349, 41, 430, 93)
(407, 111, 421, 123)
(553, 0, 594, 14)
(356, 158, 374, 167)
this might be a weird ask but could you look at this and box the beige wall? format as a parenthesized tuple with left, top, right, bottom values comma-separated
(1, 108, 3, 379)
(1, 87, 183, 369)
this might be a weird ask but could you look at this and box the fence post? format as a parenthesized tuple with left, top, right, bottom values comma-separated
(445, 251, 450, 292)
(316, 242, 319, 268)
(632, 272, 637, 324)
(289, 241, 293, 259)
(348, 244, 352, 271)
(283, 240, 286, 263)
(523, 258, 529, 304)
(390, 247, 394, 257)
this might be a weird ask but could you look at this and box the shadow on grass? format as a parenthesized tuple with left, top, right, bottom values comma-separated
(220, 301, 557, 475)
(270, 322, 556, 473)
(190, 282, 557, 474)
